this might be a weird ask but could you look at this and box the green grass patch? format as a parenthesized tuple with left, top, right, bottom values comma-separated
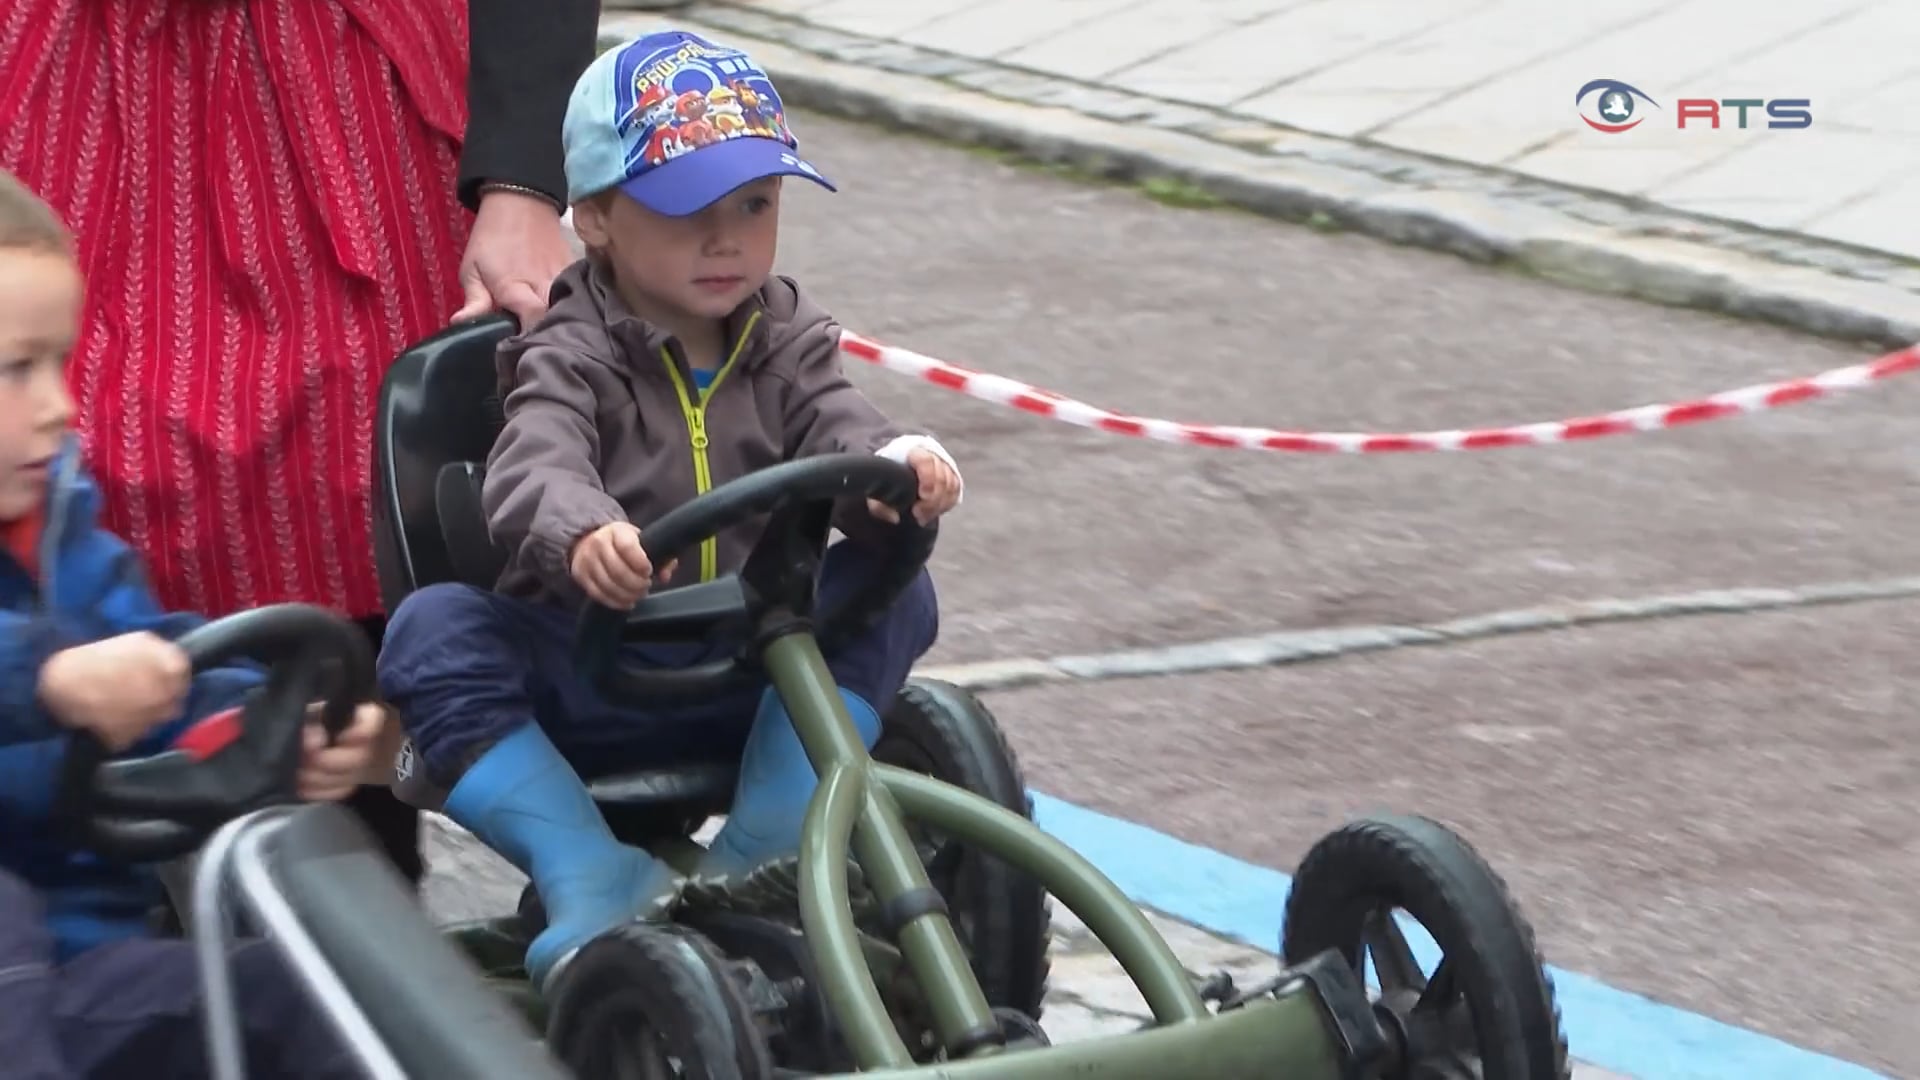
(1137, 176, 1225, 210)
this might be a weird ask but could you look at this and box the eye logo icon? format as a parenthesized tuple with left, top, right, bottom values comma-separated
(1576, 78, 1658, 133)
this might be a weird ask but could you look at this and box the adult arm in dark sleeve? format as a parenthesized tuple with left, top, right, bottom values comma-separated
(459, 0, 603, 211)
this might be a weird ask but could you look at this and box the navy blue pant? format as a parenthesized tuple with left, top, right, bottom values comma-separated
(378, 541, 939, 788)
(0, 870, 355, 1079)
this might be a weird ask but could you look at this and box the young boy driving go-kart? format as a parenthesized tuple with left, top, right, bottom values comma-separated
(374, 29, 964, 991)
(0, 171, 392, 1080)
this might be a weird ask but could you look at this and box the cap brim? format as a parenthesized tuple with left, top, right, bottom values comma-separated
(618, 136, 836, 217)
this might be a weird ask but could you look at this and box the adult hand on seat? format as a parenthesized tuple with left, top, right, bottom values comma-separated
(452, 186, 578, 326)
(570, 521, 677, 610)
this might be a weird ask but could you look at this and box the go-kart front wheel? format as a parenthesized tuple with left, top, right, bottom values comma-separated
(1281, 814, 1570, 1080)
(875, 677, 1053, 1021)
(544, 923, 775, 1080)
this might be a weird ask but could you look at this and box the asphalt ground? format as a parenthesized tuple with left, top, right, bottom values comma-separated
(427, 109, 1920, 1075)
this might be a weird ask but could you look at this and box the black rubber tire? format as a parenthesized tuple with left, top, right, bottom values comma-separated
(1281, 814, 1570, 1080)
(874, 677, 1053, 1021)
(544, 923, 776, 1080)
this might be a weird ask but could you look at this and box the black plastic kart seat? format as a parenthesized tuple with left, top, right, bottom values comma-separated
(371, 315, 738, 814)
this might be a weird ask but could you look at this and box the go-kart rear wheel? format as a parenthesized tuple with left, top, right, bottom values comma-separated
(875, 677, 1053, 1020)
(544, 923, 775, 1080)
(1281, 814, 1570, 1080)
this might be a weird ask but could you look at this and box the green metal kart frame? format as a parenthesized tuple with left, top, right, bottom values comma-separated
(543, 451, 1431, 1078)
(363, 301, 1567, 1080)
(739, 628, 1371, 1078)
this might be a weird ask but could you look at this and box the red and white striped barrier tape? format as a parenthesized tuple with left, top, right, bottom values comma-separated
(838, 333, 1919, 453)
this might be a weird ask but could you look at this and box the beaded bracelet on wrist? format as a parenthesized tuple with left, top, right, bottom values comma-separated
(476, 180, 565, 214)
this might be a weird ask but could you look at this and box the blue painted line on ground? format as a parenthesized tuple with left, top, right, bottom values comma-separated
(1028, 791, 1890, 1080)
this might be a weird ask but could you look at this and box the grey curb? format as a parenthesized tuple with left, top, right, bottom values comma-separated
(601, 7, 1920, 350)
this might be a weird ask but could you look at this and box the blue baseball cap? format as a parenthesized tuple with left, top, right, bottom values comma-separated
(562, 30, 835, 216)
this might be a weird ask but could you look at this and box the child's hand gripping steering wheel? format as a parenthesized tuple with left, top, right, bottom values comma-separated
(54, 603, 376, 863)
(574, 452, 936, 703)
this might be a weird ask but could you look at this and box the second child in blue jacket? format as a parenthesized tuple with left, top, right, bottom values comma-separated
(0, 169, 392, 1080)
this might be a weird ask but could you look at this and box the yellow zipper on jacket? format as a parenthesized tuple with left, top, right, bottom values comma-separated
(658, 310, 762, 582)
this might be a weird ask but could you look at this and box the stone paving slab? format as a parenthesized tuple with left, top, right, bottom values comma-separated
(602, 4, 1920, 347)
(735, 0, 1920, 257)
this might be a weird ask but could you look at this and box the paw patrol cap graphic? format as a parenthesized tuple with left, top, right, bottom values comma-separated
(563, 30, 835, 215)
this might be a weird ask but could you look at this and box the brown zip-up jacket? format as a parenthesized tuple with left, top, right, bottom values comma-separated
(481, 257, 918, 610)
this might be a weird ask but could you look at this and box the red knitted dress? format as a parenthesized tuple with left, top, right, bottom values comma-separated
(0, 0, 472, 619)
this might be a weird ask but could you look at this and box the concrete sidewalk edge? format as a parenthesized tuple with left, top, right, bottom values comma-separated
(602, 6, 1920, 352)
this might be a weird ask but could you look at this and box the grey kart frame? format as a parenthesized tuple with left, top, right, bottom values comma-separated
(53, 603, 573, 1080)
(191, 802, 573, 1080)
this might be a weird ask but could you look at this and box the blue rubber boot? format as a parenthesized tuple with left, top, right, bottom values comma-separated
(695, 687, 884, 882)
(440, 723, 681, 988)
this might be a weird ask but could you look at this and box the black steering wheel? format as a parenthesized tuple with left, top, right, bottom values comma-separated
(574, 453, 936, 704)
(55, 603, 375, 864)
